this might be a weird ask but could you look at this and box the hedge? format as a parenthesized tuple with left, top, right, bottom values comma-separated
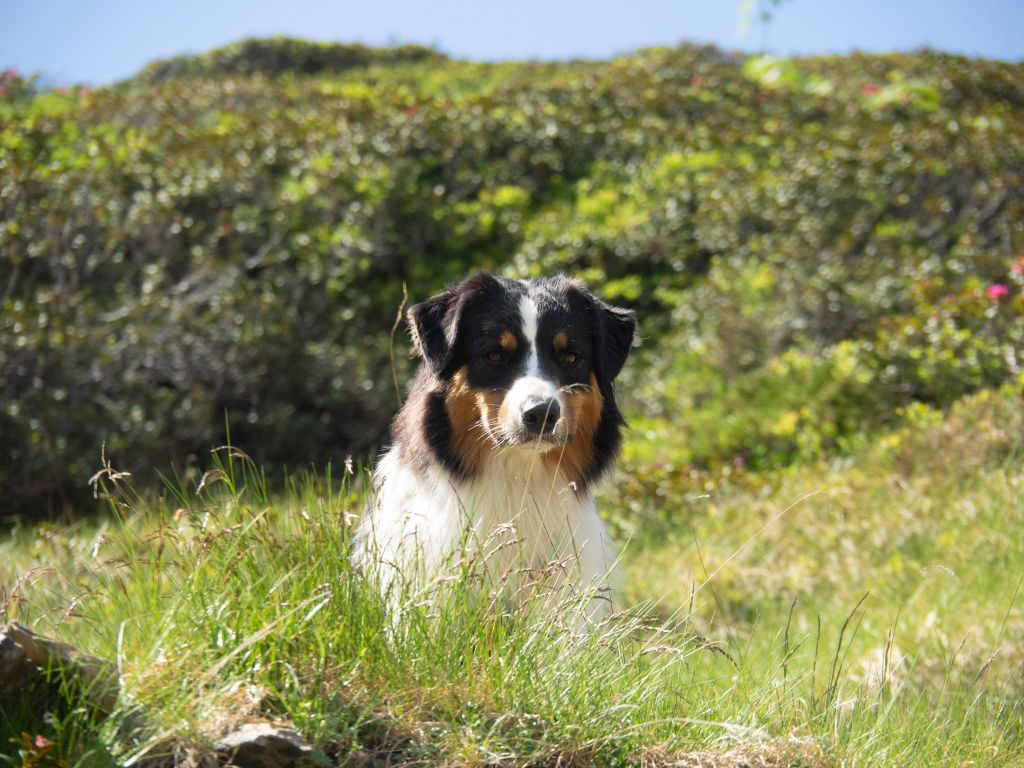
(1, 40, 1021, 514)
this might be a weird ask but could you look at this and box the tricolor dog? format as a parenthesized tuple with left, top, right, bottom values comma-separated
(355, 273, 635, 625)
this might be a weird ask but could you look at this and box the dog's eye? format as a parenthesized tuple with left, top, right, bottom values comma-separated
(560, 351, 580, 365)
(486, 349, 506, 363)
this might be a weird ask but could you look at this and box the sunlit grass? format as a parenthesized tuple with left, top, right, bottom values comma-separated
(3, 388, 1023, 766)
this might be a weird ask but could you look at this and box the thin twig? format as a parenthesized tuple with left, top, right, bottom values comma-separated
(389, 282, 409, 407)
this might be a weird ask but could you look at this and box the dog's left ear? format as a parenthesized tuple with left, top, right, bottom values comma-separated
(407, 272, 500, 377)
(587, 293, 636, 382)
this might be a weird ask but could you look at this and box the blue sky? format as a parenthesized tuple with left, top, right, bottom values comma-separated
(3, 0, 1023, 86)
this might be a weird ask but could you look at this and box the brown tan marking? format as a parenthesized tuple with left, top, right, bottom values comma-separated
(499, 330, 518, 352)
(552, 331, 569, 352)
(476, 387, 507, 444)
(495, 387, 518, 436)
(544, 373, 603, 485)
(444, 367, 498, 474)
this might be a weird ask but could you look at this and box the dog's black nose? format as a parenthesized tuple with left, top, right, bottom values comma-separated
(522, 399, 560, 434)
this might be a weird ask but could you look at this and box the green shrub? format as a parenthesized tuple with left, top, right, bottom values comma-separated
(868, 274, 1024, 405)
(132, 37, 447, 84)
(1, 42, 1022, 514)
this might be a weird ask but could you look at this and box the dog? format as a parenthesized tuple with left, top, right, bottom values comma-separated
(354, 272, 635, 627)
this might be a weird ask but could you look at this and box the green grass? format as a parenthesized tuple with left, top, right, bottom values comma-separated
(2, 387, 1023, 767)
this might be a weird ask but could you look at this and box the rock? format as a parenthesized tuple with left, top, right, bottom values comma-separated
(2, 623, 320, 767)
(0, 621, 119, 714)
(0, 623, 39, 694)
(131, 739, 219, 768)
(215, 722, 314, 768)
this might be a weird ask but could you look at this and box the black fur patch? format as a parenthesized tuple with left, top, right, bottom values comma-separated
(421, 388, 472, 481)
(407, 272, 505, 378)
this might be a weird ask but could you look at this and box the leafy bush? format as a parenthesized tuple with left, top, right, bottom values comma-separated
(1, 41, 1022, 514)
(133, 37, 447, 84)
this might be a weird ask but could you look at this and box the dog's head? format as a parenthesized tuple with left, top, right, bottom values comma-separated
(406, 272, 635, 489)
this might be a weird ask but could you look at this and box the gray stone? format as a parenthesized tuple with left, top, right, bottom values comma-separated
(0, 623, 39, 694)
(0, 621, 119, 714)
(215, 722, 314, 768)
(2, 623, 319, 767)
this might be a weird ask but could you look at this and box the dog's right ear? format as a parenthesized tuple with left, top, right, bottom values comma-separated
(407, 272, 499, 377)
(407, 289, 457, 377)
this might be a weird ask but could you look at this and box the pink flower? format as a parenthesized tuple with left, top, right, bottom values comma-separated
(3, 67, 18, 82)
(34, 734, 52, 749)
(862, 83, 880, 97)
(1012, 257, 1024, 277)
(987, 283, 1010, 300)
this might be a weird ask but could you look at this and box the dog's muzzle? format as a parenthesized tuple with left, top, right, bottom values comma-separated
(521, 398, 561, 436)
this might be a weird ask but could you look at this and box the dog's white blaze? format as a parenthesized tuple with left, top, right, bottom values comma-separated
(519, 294, 540, 377)
(510, 293, 562, 425)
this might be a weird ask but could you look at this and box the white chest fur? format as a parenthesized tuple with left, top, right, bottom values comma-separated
(355, 447, 618, 623)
